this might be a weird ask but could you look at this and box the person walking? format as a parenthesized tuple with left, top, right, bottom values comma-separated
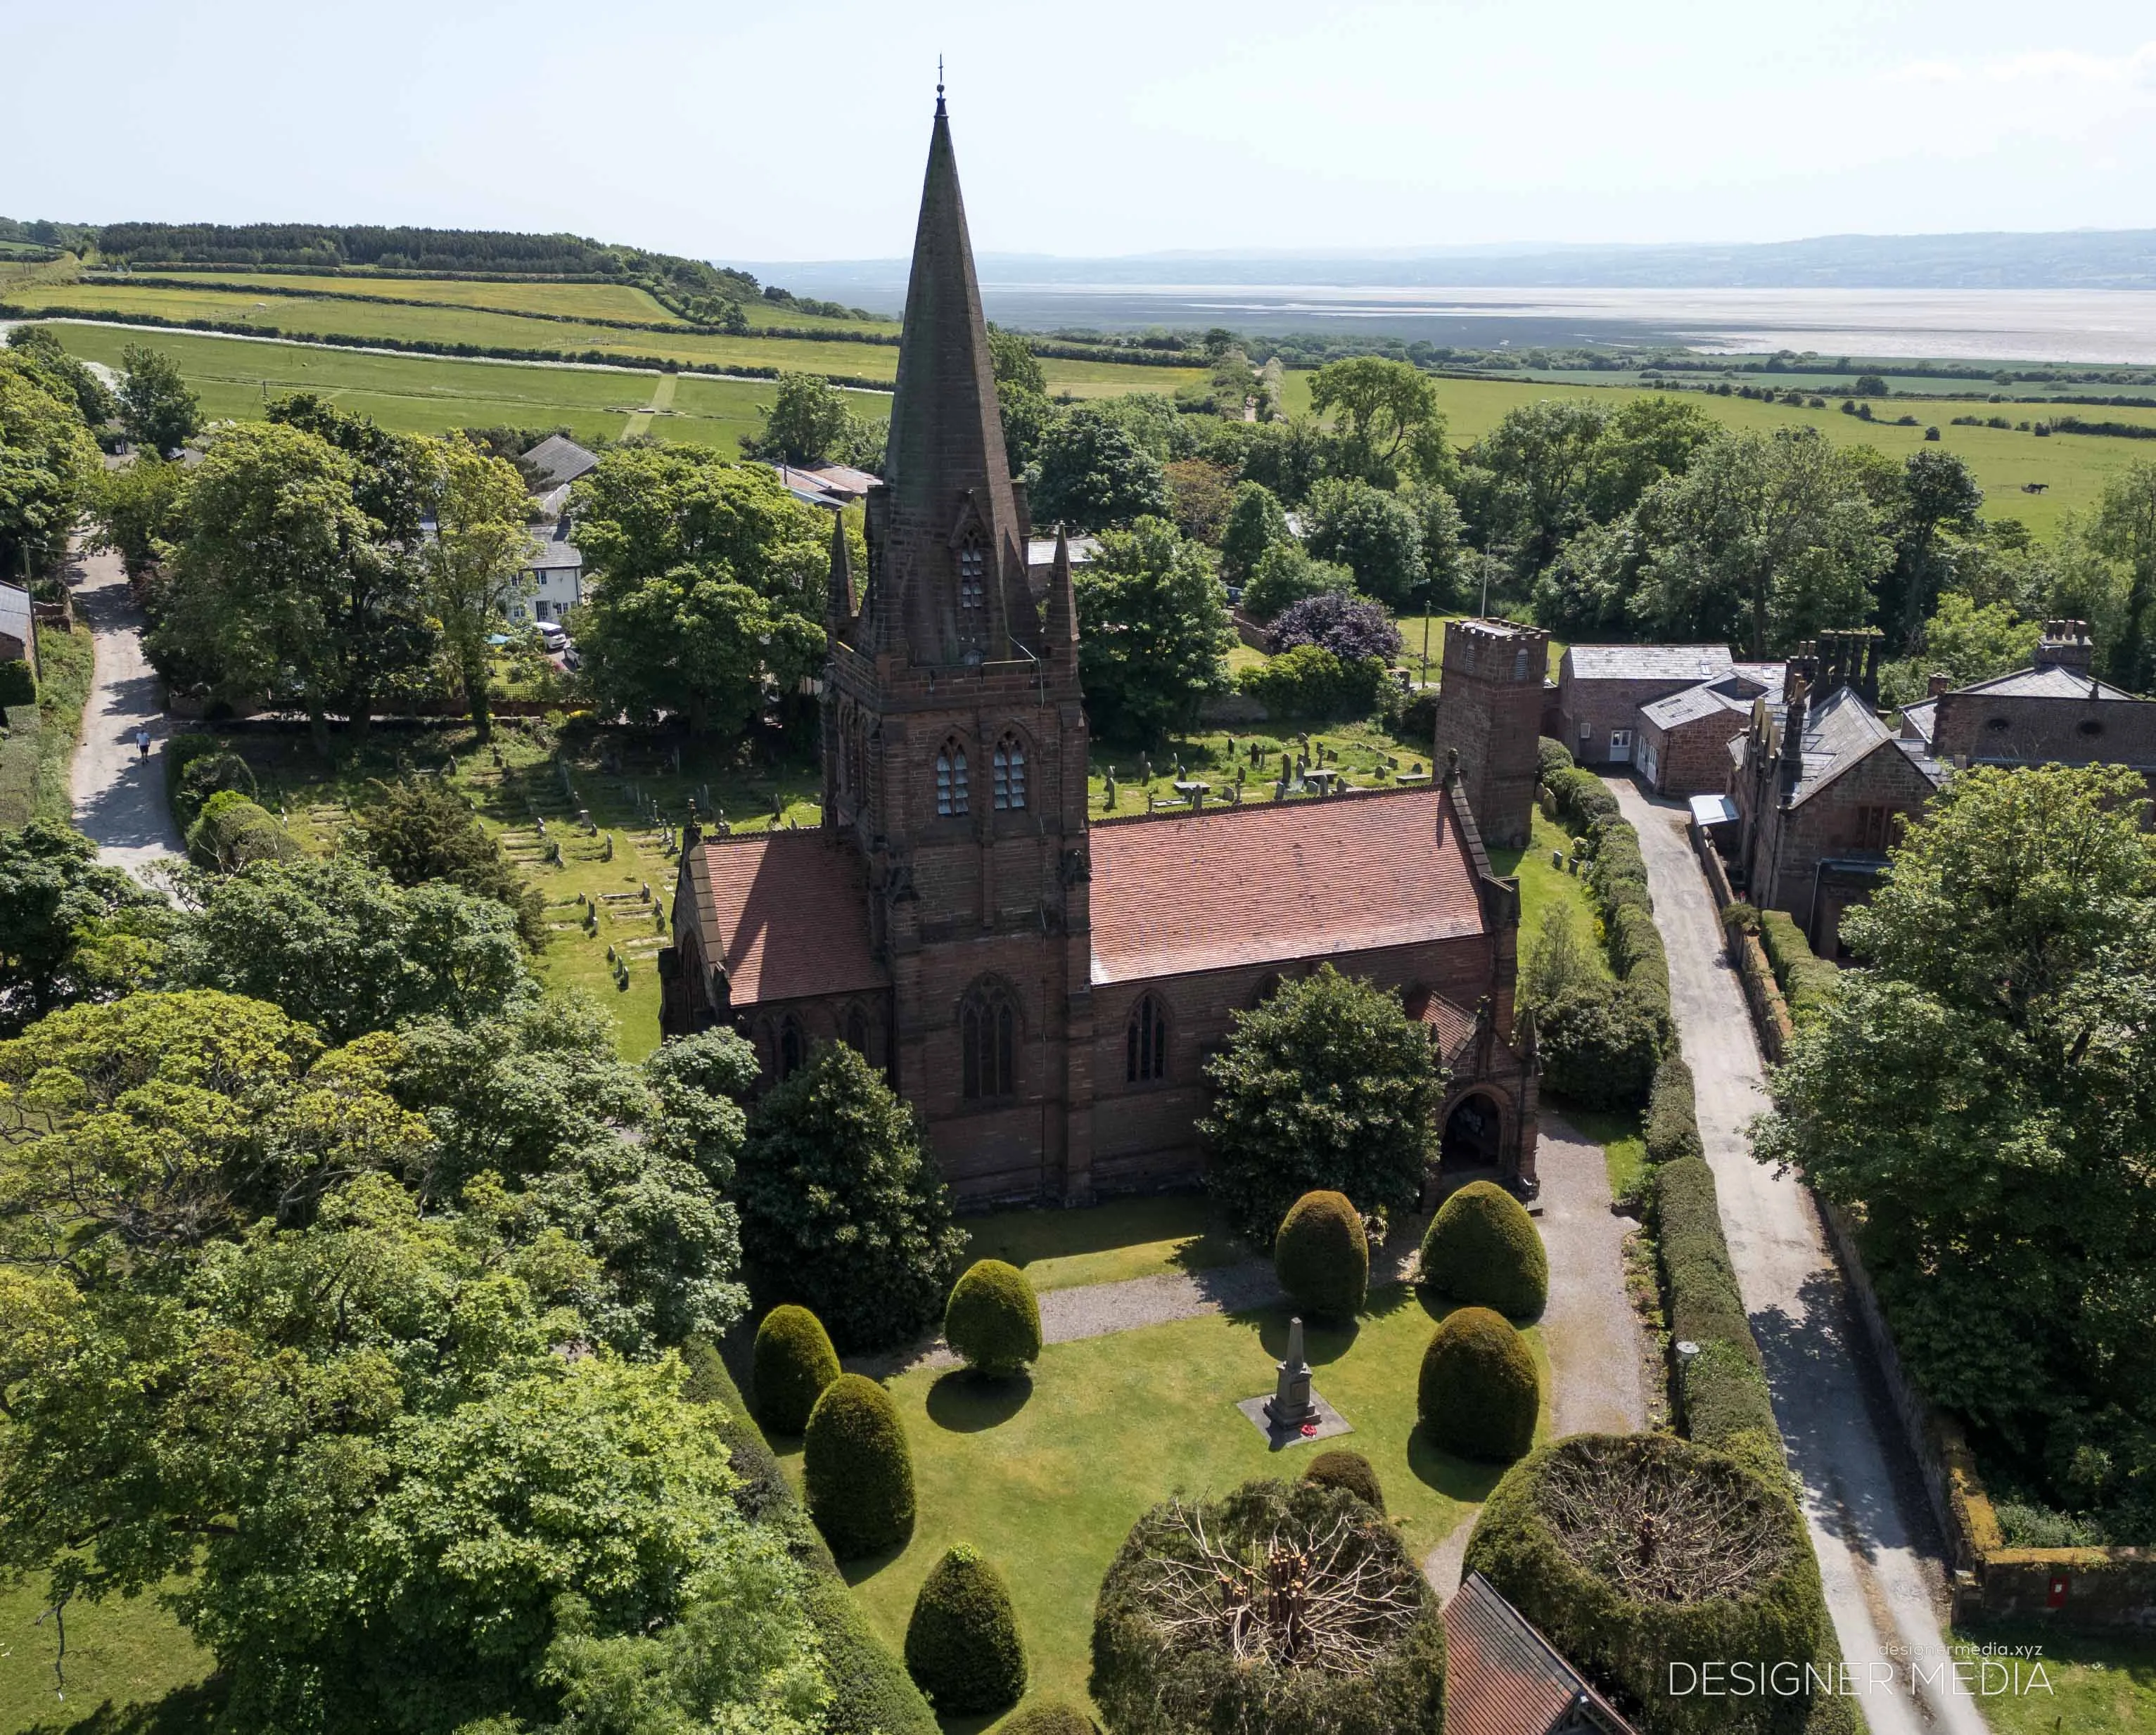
(135, 726, 151, 759)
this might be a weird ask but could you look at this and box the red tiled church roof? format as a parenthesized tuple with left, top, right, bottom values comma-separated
(682, 833, 886, 1007)
(1443, 1573, 1637, 1735)
(1087, 785, 1486, 986)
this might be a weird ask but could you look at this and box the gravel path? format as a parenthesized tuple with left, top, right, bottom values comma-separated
(1611, 777, 1987, 1735)
(1422, 1113, 1646, 1596)
(68, 543, 182, 875)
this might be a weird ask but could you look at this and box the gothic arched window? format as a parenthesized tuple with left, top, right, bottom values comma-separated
(844, 1004, 871, 1057)
(936, 740, 969, 817)
(1126, 994, 1168, 1084)
(961, 987, 1018, 1101)
(777, 1016, 805, 1082)
(957, 536, 987, 611)
(993, 731, 1027, 811)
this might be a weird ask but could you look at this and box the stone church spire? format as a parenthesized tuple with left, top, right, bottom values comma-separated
(860, 88, 1037, 667)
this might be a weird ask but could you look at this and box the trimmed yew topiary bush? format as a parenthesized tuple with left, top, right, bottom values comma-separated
(992, 1700, 1097, 1735)
(1303, 1448, 1384, 1511)
(1417, 1306, 1539, 1463)
(904, 1544, 1028, 1715)
(1272, 1190, 1370, 1321)
(1091, 1478, 1444, 1735)
(804, 1373, 915, 1559)
(753, 1303, 841, 1434)
(1463, 1434, 1825, 1735)
(680, 1334, 789, 1523)
(1419, 1181, 1548, 1319)
(944, 1260, 1042, 1377)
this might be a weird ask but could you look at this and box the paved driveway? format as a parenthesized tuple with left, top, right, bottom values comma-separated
(68, 544, 182, 873)
(1610, 777, 1988, 1735)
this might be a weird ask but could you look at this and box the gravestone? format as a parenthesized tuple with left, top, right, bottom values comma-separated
(1235, 1317, 1351, 1450)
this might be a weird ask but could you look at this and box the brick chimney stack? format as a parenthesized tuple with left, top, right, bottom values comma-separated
(1927, 672, 1952, 698)
(2032, 620, 2093, 674)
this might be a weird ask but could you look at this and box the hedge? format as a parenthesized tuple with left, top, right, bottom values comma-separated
(904, 1545, 1028, 1715)
(680, 1335, 789, 1524)
(1757, 911, 1839, 1025)
(1547, 764, 1620, 828)
(1417, 1307, 1540, 1463)
(184, 792, 301, 871)
(1536, 736, 1576, 785)
(677, 1344, 937, 1735)
(1418, 1181, 1548, 1319)
(1643, 1056, 1703, 1165)
(1533, 978, 1661, 1110)
(1462, 1434, 1826, 1735)
(1302, 1448, 1385, 1511)
(944, 1261, 1042, 1377)
(0, 660, 35, 707)
(1091, 1479, 1445, 1735)
(1654, 1158, 1760, 1370)
(804, 1374, 916, 1559)
(1272, 1191, 1370, 1321)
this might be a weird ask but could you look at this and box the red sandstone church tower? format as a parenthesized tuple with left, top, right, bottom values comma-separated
(819, 86, 1097, 1201)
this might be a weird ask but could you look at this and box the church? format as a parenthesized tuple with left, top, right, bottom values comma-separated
(659, 91, 1540, 1207)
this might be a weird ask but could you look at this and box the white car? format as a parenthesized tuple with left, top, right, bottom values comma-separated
(535, 620, 569, 652)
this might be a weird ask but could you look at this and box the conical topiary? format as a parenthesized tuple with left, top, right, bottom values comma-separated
(1302, 1447, 1385, 1511)
(1417, 1306, 1540, 1463)
(804, 1372, 916, 1558)
(903, 1544, 1028, 1715)
(944, 1260, 1042, 1377)
(1272, 1190, 1369, 1321)
(753, 1303, 841, 1434)
(1419, 1181, 1548, 1319)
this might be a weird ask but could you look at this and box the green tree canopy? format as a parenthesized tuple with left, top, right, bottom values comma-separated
(1301, 476, 1427, 609)
(174, 854, 534, 1044)
(1029, 409, 1173, 533)
(1756, 765, 2156, 1533)
(345, 775, 547, 945)
(1883, 447, 1985, 651)
(1631, 426, 1891, 658)
(743, 371, 884, 468)
(1308, 356, 1449, 487)
(0, 1172, 805, 1735)
(737, 1040, 964, 1352)
(1220, 480, 1289, 582)
(1075, 516, 1234, 743)
(1199, 965, 1444, 1243)
(0, 819, 170, 1035)
(571, 445, 831, 598)
(0, 347, 102, 583)
(117, 342, 200, 459)
(5, 325, 114, 426)
(1877, 592, 2040, 707)
(423, 437, 533, 741)
(2088, 459, 2156, 693)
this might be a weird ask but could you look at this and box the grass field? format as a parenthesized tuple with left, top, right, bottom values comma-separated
(0, 1575, 211, 1735)
(793, 1288, 1550, 1720)
(1950, 1623, 2156, 1734)
(1272, 370, 2156, 539)
(41, 325, 806, 449)
(127, 269, 902, 335)
(959, 1194, 1250, 1292)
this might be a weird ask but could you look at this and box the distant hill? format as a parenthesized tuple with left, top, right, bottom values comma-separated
(753, 229, 2156, 293)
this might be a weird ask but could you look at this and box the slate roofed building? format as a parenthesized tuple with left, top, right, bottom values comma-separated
(1557, 643, 1784, 797)
(659, 89, 1541, 1206)
(0, 580, 35, 672)
(1897, 620, 2156, 800)
(1443, 1573, 1637, 1735)
(521, 433, 599, 491)
(1729, 630, 1946, 956)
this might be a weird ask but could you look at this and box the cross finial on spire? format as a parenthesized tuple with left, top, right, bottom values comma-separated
(936, 56, 945, 117)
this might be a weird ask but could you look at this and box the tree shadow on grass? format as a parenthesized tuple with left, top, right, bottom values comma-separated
(934, 1710, 1004, 1735)
(23, 1679, 226, 1735)
(1406, 1425, 1514, 1504)
(1225, 1303, 1360, 1366)
(837, 1538, 912, 1589)
(924, 1369, 1034, 1433)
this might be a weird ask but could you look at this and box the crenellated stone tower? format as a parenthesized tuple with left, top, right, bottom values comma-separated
(819, 88, 1097, 1202)
(1429, 617, 1548, 850)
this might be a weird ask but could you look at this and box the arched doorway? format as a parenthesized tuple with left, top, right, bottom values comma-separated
(1441, 1091, 1505, 1175)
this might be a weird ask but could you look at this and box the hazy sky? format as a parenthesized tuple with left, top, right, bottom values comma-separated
(8, 0, 2153, 262)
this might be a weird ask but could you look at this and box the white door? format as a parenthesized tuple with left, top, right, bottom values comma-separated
(1638, 735, 1658, 784)
(1609, 727, 1634, 764)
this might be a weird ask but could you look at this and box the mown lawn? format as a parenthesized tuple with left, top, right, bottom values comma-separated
(784, 1288, 1550, 1720)
(959, 1194, 1249, 1292)
(30, 625, 94, 824)
(0, 1575, 212, 1735)
(1951, 1623, 2156, 1734)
